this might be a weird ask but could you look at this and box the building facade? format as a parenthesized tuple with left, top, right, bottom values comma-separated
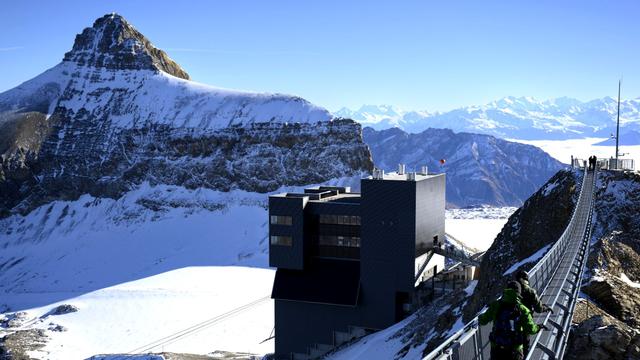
(269, 171, 446, 359)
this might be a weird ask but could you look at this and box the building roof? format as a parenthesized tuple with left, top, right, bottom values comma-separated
(271, 258, 360, 306)
(269, 185, 359, 203)
(366, 171, 443, 182)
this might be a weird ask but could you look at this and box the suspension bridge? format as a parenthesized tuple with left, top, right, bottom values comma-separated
(423, 164, 597, 360)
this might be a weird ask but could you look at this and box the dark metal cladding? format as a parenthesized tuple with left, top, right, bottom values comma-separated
(269, 175, 446, 359)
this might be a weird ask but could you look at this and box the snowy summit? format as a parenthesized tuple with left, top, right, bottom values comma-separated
(0, 13, 331, 131)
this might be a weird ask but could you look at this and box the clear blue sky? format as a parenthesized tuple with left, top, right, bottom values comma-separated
(1, 0, 639, 111)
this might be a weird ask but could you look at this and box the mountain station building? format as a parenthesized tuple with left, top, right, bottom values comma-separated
(269, 167, 446, 359)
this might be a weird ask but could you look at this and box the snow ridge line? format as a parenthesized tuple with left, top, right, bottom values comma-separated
(128, 295, 270, 354)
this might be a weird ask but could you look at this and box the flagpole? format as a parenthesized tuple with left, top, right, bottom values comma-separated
(615, 79, 621, 169)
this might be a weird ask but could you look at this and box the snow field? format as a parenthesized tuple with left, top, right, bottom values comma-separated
(445, 206, 515, 252)
(26, 267, 275, 359)
(1, 179, 515, 359)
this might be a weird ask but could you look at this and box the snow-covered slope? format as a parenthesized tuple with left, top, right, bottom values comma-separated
(0, 176, 364, 358)
(3, 267, 275, 359)
(363, 127, 565, 207)
(0, 185, 271, 309)
(1, 61, 330, 130)
(337, 96, 640, 140)
(0, 185, 509, 359)
(0, 184, 279, 358)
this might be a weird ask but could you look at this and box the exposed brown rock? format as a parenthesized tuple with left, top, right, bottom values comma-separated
(581, 171, 640, 329)
(63, 13, 190, 79)
(583, 276, 640, 328)
(0, 329, 48, 360)
(566, 299, 640, 360)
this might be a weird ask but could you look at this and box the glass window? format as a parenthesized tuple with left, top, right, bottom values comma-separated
(318, 235, 361, 248)
(270, 235, 293, 246)
(270, 215, 292, 226)
(319, 214, 360, 225)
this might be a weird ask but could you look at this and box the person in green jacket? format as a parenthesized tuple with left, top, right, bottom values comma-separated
(515, 270, 553, 354)
(479, 281, 547, 360)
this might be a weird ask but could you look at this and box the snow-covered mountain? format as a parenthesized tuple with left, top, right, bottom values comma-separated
(0, 13, 372, 358)
(337, 97, 640, 140)
(363, 127, 565, 207)
(0, 13, 372, 217)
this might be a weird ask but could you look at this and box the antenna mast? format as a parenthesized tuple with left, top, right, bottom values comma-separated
(615, 79, 621, 169)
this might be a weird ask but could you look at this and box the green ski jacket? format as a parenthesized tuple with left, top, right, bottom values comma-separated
(478, 288, 541, 350)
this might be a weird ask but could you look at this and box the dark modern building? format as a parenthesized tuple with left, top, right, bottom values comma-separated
(269, 168, 446, 359)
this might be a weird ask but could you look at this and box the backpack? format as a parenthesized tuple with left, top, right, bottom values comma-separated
(489, 301, 523, 348)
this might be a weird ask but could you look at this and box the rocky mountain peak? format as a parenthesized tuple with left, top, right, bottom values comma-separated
(63, 13, 190, 79)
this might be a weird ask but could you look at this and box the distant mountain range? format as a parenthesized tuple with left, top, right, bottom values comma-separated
(363, 127, 564, 207)
(336, 97, 640, 140)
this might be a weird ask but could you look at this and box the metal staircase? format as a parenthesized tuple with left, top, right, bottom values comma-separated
(291, 326, 371, 360)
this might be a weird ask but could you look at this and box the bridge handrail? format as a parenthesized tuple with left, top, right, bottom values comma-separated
(422, 166, 591, 360)
(525, 167, 596, 359)
(527, 166, 589, 292)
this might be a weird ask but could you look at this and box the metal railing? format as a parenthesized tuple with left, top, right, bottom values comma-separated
(423, 166, 597, 360)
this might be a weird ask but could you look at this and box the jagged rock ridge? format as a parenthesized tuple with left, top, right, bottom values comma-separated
(63, 13, 190, 79)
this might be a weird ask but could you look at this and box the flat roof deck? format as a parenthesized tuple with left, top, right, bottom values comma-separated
(366, 171, 443, 181)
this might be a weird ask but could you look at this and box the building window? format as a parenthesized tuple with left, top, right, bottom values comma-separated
(270, 215, 293, 226)
(318, 235, 361, 248)
(270, 235, 293, 246)
(319, 214, 360, 225)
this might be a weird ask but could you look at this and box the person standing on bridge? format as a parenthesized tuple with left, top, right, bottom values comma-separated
(479, 281, 547, 360)
(515, 270, 553, 355)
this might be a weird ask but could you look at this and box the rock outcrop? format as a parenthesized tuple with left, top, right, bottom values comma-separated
(566, 299, 640, 360)
(580, 170, 640, 331)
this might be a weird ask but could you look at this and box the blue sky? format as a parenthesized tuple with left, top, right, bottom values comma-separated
(1, 0, 639, 111)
